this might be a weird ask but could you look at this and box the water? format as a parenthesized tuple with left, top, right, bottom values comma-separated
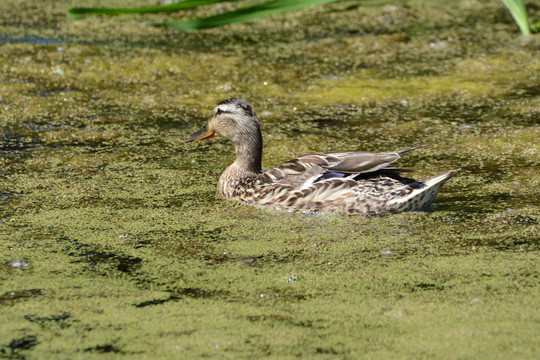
(0, 0, 539, 358)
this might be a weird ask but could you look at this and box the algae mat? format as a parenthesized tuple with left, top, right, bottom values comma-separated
(1, 0, 539, 358)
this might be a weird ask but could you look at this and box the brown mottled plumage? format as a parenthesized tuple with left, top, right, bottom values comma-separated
(186, 98, 458, 215)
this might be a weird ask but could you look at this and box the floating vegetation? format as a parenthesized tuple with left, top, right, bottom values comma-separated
(1, 0, 539, 358)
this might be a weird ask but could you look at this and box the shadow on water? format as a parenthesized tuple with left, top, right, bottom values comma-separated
(0, 192, 22, 204)
(0, 289, 42, 304)
(0, 35, 64, 44)
(0, 34, 210, 51)
(24, 313, 72, 330)
(438, 192, 540, 214)
(84, 344, 123, 354)
(26, 89, 75, 99)
(0, 335, 39, 360)
(0, 133, 44, 157)
(505, 82, 540, 101)
(0, 121, 66, 161)
(211, 251, 306, 267)
(134, 287, 231, 308)
(59, 236, 142, 275)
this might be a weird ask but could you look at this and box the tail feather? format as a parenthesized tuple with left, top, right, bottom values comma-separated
(394, 144, 434, 154)
(421, 169, 460, 187)
(388, 169, 459, 211)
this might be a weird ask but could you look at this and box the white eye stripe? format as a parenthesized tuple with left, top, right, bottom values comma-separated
(215, 108, 233, 115)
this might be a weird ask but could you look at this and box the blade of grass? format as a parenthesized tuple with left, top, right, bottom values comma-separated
(67, 0, 235, 20)
(500, 0, 531, 35)
(157, 0, 340, 31)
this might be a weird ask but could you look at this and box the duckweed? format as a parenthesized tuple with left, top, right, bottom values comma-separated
(0, 0, 539, 358)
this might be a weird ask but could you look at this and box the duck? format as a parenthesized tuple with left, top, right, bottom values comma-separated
(186, 98, 458, 215)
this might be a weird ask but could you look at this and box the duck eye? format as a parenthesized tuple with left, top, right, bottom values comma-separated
(216, 108, 223, 115)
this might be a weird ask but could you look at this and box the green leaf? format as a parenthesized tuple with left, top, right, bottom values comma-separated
(67, 0, 234, 20)
(500, 0, 531, 35)
(159, 0, 340, 31)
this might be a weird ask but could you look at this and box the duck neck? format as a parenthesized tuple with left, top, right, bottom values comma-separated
(233, 131, 263, 174)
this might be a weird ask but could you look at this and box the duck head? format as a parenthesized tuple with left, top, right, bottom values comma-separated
(186, 98, 263, 172)
(186, 98, 261, 144)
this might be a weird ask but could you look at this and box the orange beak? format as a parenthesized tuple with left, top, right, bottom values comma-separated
(185, 126, 216, 142)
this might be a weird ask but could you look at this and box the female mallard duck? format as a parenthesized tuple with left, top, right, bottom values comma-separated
(186, 98, 458, 215)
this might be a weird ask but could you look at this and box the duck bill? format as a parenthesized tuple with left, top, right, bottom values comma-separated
(185, 127, 215, 142)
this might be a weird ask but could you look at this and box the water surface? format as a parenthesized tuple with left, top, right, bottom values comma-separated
(0, 0, 539, 358)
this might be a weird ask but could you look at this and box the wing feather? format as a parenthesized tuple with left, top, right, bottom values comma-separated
(326, 152, 400, 173)
(260, 145, 428, 193)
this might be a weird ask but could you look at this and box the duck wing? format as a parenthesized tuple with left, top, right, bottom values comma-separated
(247, 144, 439, 212)
(260, 149, 412, 190)
(258, 144, 432, 191)
(256, 154, 359, 208)
(323, 152, 400, 174)
(326, 144, 432, 174)
(255, 152, 400, 211)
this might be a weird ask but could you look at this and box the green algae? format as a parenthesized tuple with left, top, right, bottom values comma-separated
(1, 0, 539, 359)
